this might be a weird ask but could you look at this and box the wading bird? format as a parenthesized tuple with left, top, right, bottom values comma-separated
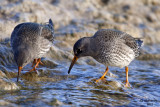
(68, 29, 143, 87)
(11, 19, 54, 82)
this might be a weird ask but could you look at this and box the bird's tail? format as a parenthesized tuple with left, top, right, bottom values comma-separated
(135, 38, 143, 47)
(43, 19, 54, 30)
(49, 19, 54, 28)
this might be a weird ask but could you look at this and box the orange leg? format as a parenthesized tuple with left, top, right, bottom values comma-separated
(125, 66, 130, 87)
(31, 59, 37, 67)
(29, 58, 41, 73)
(31, 59, 43, 67)
(96, 66, 109, 83)
(17, 66, 23, 82)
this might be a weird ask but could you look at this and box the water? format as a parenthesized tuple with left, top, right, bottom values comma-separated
(0, 43, 160, 107)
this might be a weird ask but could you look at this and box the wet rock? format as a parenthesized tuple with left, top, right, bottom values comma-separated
(47, 98, 63, 106)
(0, 100, 16, 106)
(0, 70, 19, 91)
(107, 80, 123, 89)
(0, 70, 7, 78)
(21, 71, 78, 82)
(90, 79, 123, 90)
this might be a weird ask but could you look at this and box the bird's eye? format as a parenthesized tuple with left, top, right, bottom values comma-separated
(77, 49, 82, 54)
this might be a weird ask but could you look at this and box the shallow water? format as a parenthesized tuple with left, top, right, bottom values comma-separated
(0, 47, 160, 107)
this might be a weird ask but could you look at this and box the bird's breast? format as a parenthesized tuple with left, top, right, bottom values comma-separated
(34, 37, 52, 58)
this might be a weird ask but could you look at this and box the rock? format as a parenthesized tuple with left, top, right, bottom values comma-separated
(0, 70, 7, 78)
(47, 98, 63, 106)
(145, 13, 157, 23)
(0, 71, 19, 91)
(0, 100, 15, 106)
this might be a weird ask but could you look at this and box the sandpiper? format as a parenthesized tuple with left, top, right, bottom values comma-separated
(68, 29, 143, 87)
(11, 19, 54, 82)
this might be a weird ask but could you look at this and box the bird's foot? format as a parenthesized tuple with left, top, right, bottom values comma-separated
(29, 67, 36, 72)
(29, 67, 39, 75)
(95, 77, 106, 83)
(32, 59, 37, 67)
(124, 82, 131, 88)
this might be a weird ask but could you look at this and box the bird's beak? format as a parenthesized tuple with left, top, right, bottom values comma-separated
(17, 66, 22, 82)
(68, 56, 78, 74)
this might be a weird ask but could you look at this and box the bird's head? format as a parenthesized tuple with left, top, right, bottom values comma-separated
(68, 37, 95, 74)
(73, 37, 91, 58)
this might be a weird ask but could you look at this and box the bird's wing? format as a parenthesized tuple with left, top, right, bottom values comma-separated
(93, 29, 124, 42)
(40, 26, 54, 42)
(11, 23, 25, 45)
(93, 29, 143, 57)
(120, 33, 143, 57)
(11, 23, 42, 51)
(40, 19, 54, 42)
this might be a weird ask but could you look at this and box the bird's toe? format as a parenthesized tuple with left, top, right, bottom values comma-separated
(124, 82, 131, 88)
(95, 77, 106, 83)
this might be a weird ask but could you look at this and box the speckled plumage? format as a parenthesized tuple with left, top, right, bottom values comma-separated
(74, 29, 142, 68)
(11, 19, 54, 81)
(91, 29, 142, 68)
(68, 29, 143, 87)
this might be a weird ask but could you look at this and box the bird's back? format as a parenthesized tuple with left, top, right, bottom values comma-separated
(11, 23, 41, 50)
(92, 29, 142, 67)
(11, 19, 54, 58)
(93, 29, 142, 57)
